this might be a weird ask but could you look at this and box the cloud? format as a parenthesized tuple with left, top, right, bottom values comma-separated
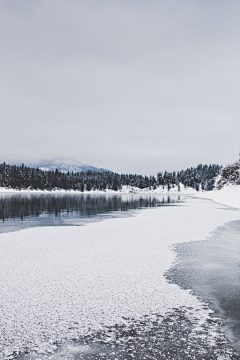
(1, 0, 240, 174)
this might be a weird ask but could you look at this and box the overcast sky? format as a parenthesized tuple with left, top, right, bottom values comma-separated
(1, 0, 240, 174)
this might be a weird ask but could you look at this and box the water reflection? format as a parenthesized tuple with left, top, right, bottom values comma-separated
(0, 193, 182, 233)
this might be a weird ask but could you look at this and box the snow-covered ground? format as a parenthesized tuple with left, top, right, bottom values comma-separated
(0, 184, 196, 195)
(194, 185, 240, 209)
(0, 197, 239, 358)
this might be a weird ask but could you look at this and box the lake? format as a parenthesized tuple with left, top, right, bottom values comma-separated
(0, 193, 240, 360)
(0, 192, 182, 234)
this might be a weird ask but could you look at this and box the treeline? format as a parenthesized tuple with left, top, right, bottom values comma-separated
(0, 162, 221, 191)
(216, 154, 240, 189)
(157, 164, 222, 191)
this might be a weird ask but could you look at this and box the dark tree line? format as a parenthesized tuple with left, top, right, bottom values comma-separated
(0, 162, 221, 192)
(157, 164, 222, 191)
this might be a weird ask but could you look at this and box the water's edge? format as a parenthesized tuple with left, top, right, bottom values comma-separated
(165, 220, 240, 356)
(0, 193, 182, 234)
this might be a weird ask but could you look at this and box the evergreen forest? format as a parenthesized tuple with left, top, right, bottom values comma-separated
(0, 163, 221, 192)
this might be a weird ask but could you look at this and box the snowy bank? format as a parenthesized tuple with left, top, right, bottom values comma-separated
(193, 184, 240, 209)
(0, 184, 196, 195)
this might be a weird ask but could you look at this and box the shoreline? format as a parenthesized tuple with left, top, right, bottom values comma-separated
(0, 185, 196, 195)
(192, 185, 240, 210)
(1, 184, 240, 210)
(166, 219, 240, 355)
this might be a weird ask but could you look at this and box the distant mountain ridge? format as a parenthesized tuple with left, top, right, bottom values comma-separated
(27, 159, 111, 174)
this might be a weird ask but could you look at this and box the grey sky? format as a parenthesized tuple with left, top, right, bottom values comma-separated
(1, 0, 240, 174)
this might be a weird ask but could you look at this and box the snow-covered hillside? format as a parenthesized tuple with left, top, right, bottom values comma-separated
(194, 184, 240, 209)
(28, 158, 111, 173)
(215, 155, 240, 189)
(194, 154, 240, 209)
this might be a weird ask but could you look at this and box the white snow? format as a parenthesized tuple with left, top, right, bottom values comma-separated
(0, 183, 196, 195)
(120, 184, 197, 194)
(194, 184, 240, 209)
(0, 197, 239, 358)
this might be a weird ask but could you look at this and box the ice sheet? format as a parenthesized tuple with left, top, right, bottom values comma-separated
(0, 198, 239, 358)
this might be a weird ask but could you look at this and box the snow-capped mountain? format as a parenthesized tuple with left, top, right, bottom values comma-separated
(27, 159, 111, 173)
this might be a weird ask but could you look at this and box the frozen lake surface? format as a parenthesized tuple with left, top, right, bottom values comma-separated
(166, 219, 240, 355)
(0, 195, 240, 359)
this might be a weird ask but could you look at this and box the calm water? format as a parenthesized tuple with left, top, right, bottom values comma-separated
(0, 193, 182, 234)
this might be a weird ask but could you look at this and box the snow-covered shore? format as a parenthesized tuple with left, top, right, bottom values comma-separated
(0, 197, 239, 358)
(0, 184, 196, 195)
(1, 182, 239, 211)
(193, 185, 240, 209)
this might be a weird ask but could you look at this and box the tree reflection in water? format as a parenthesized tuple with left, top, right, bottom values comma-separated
(0, 193, 182, 233)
